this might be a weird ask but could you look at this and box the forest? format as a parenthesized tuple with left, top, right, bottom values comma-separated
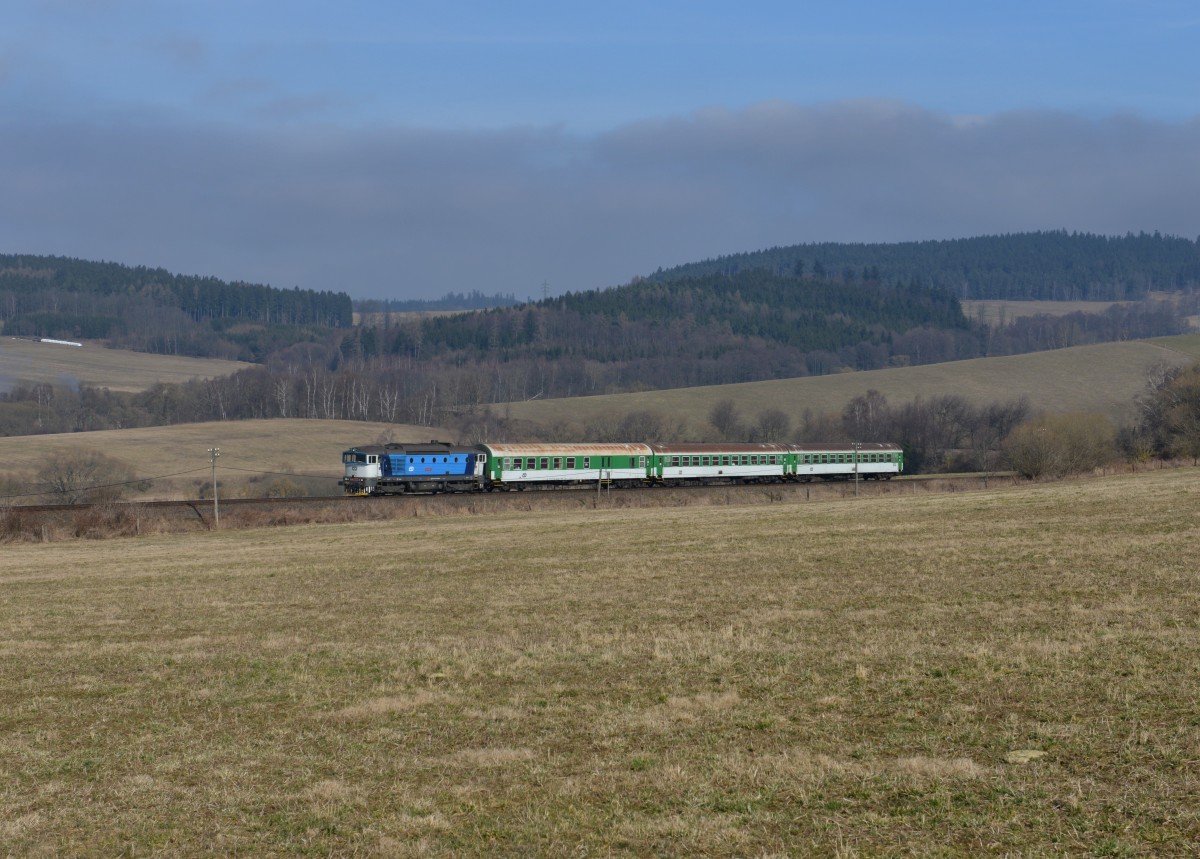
(650, 230, 1200, 301)
(0, 254, 351, 360)
(2, 234, 1200, 457)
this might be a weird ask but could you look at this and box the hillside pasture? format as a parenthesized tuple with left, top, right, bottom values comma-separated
(960, 298, 1131, 326)
(0, 419, 448, 501)
(1, 468, 1197, 855)
(0, 337, 252, 393)
(500, 338, 1199, 436)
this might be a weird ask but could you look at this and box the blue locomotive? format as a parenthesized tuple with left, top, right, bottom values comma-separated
(340, 440, 487, 495)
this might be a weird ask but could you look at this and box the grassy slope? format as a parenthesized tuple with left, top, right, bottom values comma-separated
(0, 419, 447, 499)
(1, 468, 1197, 855)
(0, 338, 252, 392)
(501, 336, 1200, 435)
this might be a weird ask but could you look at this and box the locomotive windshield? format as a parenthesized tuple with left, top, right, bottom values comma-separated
(343, 452, 368, 464)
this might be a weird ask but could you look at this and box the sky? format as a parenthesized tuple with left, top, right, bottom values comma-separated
(2, 1, 1199, 301)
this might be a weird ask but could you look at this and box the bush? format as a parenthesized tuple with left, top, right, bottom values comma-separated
(1003, 413, 1115, 479)
(39, 450, 139, 503)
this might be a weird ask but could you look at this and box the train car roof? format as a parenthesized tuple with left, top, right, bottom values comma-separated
(647, 442, 789, 454)
(481, 442, 653, 456)
(786, 442, 902, 452)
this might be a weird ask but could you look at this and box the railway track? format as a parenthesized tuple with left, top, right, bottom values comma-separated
(7, 471, 1013, 516)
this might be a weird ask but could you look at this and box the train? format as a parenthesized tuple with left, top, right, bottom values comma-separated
(340, 439, 903, 496)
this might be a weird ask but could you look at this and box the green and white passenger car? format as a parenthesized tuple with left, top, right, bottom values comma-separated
(788, 443, 903, 481)
(481, 442, 653, 489)
(647, 443, 791, 484)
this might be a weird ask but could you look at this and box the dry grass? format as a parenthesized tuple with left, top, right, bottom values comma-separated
(1, 467, 1198, 855)
(961, 299, 1132, 325)
(501, 337, 1200, 435)
(0, 419, 450, 500)
(0, 338, 252, 392)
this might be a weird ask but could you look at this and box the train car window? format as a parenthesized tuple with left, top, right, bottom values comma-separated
(553, 457, 562, 469)
(639, 456, 645, 467)
(504, 458, 512, 470)
(583, 457, 591, 468)
(567, 457, 576, 469)
(540, 458, 549, 470)
(671, 456, 680, 466)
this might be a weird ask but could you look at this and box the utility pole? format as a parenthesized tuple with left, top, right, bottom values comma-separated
(208, 447, 220, 527)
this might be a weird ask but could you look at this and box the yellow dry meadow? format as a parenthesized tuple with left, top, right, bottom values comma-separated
(1, 467, 1198, 855)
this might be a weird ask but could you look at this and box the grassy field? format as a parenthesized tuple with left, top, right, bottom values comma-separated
(960, 299, 1130, 325)
(500, 337, 1200, 436)
(0, 419, 449, 500)
(1, 467, 1197, 855)
(0, 338, 252, 393)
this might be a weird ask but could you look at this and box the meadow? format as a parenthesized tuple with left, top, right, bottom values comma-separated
(2, 467, 1197, 855)
(0, 419, 445, 501)
(500, 336, 1200, 436)
(0, 338, 251, 393)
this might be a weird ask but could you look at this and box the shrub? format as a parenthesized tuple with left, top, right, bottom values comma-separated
(39, 451, 139, 503)
(1003, 413, 1115, 479)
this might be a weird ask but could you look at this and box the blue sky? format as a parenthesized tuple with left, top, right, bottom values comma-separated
(3, 1, 1199, 299)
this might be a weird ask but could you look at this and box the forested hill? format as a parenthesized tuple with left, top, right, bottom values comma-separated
(372, 264, 1186, 396)
(648, 231, 1200, 301)
(0, 254, 352, 359)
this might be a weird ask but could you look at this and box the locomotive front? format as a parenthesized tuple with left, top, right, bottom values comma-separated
(340, 448, 382, 495)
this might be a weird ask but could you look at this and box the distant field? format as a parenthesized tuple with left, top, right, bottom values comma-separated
(501, 337, 1200, 434)
(353, 309, 473, 326)
(960, 298, 1130, 325)
(2, 468, 1197, 855)
(0, 338, 252, 392)
(0, 419, 449, 500)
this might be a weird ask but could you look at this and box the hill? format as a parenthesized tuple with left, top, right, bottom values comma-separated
(0, 337, 252, 393)
(0, 254, 351, 360)
(0, 419, 447, 501)
(498, 335, 1200, 434)
(649, 230, 1200, 301)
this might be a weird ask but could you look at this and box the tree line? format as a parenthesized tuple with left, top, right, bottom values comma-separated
(0, 255, 351, 359)
(6, 358, 1200, 483)
(648, 231, 1200, 301)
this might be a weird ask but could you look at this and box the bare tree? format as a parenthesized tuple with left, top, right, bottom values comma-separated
(751, 408, 791, 442)
(709, 399, 744, 441)
(41, 451, 138, 503)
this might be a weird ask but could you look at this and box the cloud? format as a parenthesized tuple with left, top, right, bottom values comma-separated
(1, 101, 1198, 300)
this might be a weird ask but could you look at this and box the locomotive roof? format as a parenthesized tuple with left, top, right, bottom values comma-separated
(344, 440, 476, 455)
(481, 442, 653, 455)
